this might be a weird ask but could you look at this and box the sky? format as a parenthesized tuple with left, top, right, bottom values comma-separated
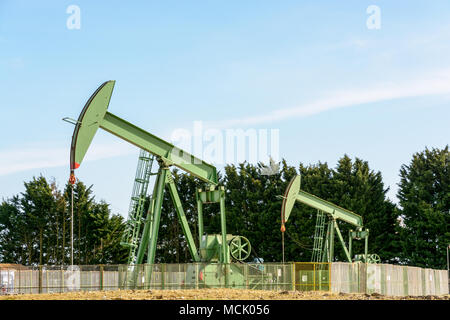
(0, 1, 449, 218)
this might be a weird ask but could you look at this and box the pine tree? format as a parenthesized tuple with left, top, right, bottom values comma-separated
(398, 146, 449, 268)
(20, 176, 56, 265)
(331, 156, 401, 263)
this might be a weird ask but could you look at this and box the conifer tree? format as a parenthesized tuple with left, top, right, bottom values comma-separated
(398, 146, 449, 268)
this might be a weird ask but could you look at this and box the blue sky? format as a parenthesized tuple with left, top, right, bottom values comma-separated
(0, 1, 449, 217)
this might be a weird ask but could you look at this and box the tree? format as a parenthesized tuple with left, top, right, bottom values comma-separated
(63, 180, 128, 265)
(0, 176, 127, 265)
(0, 196, 30, 264)
(398, 146, 449, 268)
(330, 156, 401, 263)
(223, 160, 299, 262)
(20, 176, 55, 265)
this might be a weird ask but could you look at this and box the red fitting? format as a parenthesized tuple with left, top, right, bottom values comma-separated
(69, 172, 76, 185)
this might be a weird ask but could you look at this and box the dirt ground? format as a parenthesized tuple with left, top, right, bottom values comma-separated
(1, 289, 448, 300)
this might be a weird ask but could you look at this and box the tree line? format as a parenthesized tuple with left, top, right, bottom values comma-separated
(0, 178, 127, 265)
(0, 146, 448, 269)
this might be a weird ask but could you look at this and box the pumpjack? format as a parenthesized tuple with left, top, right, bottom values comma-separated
(65, 81, 253, 288)
(280, 175, 380, 264)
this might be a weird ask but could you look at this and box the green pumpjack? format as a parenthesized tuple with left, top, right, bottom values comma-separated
(66, 80, 255, 289)
(280, 175, 379, 264)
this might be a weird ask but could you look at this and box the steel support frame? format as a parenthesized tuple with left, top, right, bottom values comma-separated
(196, 186, 229, 286)
(321, 219, 369, 263)
(135, 162, 201, 266)
(196, 186, 229, 264)
(166, 174, 200, 262)
(349, 229, 370, 262)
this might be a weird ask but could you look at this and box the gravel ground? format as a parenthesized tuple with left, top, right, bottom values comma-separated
(1, 289, 449, 300)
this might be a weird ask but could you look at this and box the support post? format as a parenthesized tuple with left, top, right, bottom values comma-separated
(349, 230, 353, 261)
(219, 190, 228, 264)
(364, 229, 369, 263)
(134, 165, 167, 289)
(333, 220, 352, 262)
(135, 168, 162, 265)
(197, 193, 204, 246)
(100, 265, 104, 291)
(147, 168, 168, 265)
(322, 222, 331, 262)
(166, 175, 200, 262)
(38, 265, 43, 294)
(195, 263, 199, 290)
(219, 188, 229, 287)
(313, 263, 316, 291)
(447, 245, 449, 294)
(161, 264, 165, 289)
(61, 267, 64, 293)
(291, 263, 295, 291)
(329, 220, 335, 262)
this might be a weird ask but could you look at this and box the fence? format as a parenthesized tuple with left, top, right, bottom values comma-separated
(331, 262, 449, 296)
(118, 263, 294, 290)
(0, 263, 294, 294)
(293, 262, 330, 291)
(0, 262, 448, 296)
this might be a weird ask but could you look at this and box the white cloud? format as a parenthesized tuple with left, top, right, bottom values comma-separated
(0, 142, 136, 176)
(207, 68, 450, 129)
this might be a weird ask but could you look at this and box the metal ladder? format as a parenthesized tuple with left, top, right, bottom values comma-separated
(120, 149, 156, 265)
(311, 210, 326, 262)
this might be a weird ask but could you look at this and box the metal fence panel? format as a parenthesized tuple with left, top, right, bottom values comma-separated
(294, 263, 330, 292)
(330, 262, 364, 294)
(331, 263, 448, 296)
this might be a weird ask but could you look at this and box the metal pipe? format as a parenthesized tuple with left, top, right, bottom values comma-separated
(71, 184, 74, 266)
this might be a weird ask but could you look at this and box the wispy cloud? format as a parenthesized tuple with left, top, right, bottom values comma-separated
(0, 142, 136, 176)
(207, 68, 450, 129)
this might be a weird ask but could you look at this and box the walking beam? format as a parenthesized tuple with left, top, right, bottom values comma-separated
(296, 191, 363, 227)
(69, 80, 218, 186)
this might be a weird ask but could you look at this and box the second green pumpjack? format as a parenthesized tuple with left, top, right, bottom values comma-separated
(68, 80, 252, 289)
(280, 175, 380, 264)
